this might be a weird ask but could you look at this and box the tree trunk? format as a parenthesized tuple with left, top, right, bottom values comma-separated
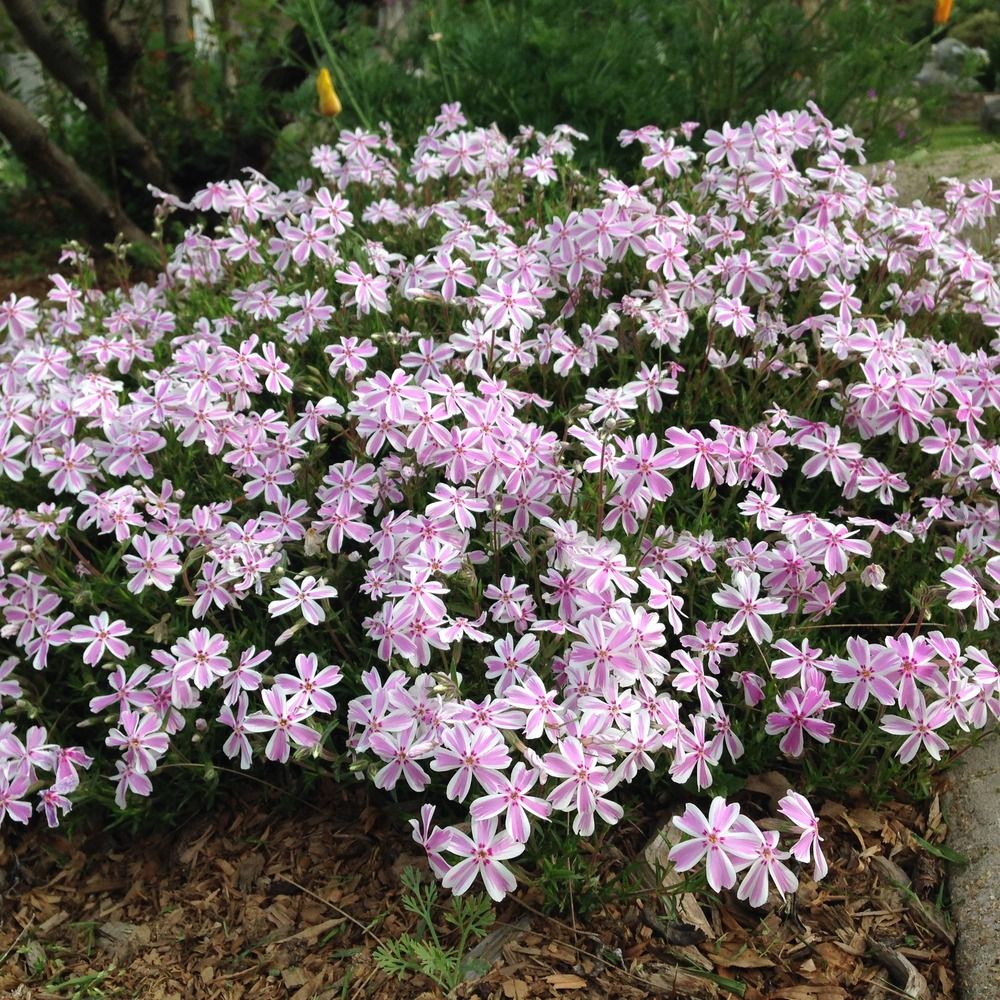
(75, 0, 145, 115)
(0, 87, 153, 249)
(161, 0, 195, 119)
(212, 0, 238, 92)
(1, 0, 177, 193)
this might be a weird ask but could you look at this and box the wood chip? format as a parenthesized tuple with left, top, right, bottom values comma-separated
(37, 911, 68, 934)
(0, 781, 959, 1000)
(545, 973, 588, 989)
(281, 966, 307, 989)
(868, 939, 932, 1000)
(502, 978, 529, 1000)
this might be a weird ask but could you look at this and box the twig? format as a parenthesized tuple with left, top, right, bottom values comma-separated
(792, 621, 946, 630)
(277, 876, 386, 949)
(507, 894, 607, 952)
(0, 917, 34, 966)
(155, 762, 330, 815)
(508, 896, 725, 995)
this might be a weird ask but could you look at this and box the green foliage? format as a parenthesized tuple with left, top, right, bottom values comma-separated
(0, 0, 951, 240)
(526, 813, 645, 917)
(373, 866, 496, 995)
(924, 122, 1000, 151)
(293, 0, 937, 170)
(910, 832, 967, 866)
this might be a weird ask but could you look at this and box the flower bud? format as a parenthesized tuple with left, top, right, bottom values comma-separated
(860, 564, 888, 591)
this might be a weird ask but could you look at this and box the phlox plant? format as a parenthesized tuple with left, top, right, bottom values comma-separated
(1, 101, 999, 913)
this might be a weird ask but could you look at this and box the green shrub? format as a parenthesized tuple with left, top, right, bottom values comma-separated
(304, 0, 937, 170)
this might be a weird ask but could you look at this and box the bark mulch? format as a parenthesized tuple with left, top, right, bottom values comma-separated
(0, 191, 158, 302)
(0, 774, 956, 1000)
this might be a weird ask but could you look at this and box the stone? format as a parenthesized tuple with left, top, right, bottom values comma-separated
(96, 920, 152, 963)
(934, 37, 980, 76)
(915, 63, 961, 90)
(915, 37, 990, 93)
(944, 733, 1000, 1000)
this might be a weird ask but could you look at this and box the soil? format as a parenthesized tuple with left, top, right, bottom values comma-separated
(0, 192, 70, 301)
(0, 190, 155, 302)
(0, 773, 957, 1000)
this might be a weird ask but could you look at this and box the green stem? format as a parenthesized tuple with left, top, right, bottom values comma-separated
(304, 0, 373, 132)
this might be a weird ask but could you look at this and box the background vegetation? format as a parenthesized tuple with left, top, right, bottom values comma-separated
(0, 0, 986, 260)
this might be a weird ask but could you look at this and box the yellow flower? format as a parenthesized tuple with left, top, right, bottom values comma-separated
(933, 0, 953, 25)
(317, 68, 342, 117)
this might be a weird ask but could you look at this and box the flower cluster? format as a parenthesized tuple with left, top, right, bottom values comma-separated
(1, 102, 998, 906)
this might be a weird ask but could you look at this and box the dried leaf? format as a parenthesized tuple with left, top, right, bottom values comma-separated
(926, 794, 944, 842)
(236, 854, 264, 896)
(462, 915, 530, 980)
(744, 771, 793, 809)
(850, 808, 883, 833)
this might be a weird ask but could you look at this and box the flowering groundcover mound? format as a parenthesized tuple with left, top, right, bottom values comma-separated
(1, 102, 998, 917)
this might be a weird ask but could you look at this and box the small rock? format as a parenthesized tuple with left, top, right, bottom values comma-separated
(915, 37, 989, 93)
(915, 64, 960, 90)
(935, 37, 982, 76)
(96, 920, 151, 963)
(20, 939, 46, 976)
(236, 852, 264, 893)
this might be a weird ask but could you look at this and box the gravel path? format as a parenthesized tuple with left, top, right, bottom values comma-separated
(883, 143, 1000, 205)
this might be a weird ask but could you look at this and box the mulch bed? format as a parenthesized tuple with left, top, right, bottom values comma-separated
(0, 774, 955, 999)
(0, 191, 158, 302)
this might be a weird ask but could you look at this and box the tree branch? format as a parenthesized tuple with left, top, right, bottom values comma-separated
(0, 86, 154, 248)
(1, 0, 177, 193)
